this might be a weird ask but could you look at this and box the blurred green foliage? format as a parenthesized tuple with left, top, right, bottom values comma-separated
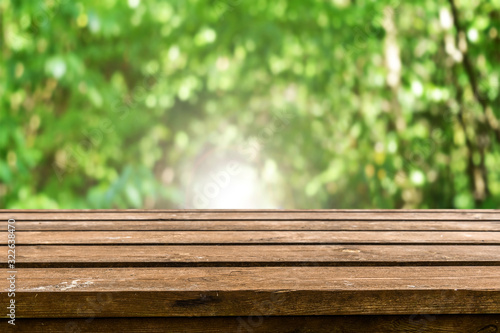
(1, 0, 500, 209)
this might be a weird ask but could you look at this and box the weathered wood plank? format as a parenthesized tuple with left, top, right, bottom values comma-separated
(6, 266, 500, 290)
(2, 210, 499, 325)
(8, 290, 500, 318)
(2, 210, 500, 220)
(8, 266, 500, 291)
(3, 220, 500, 231)
(2, 267, 500, 317)
(2, 315, 499, 333)
(4, 231, 500, 245)
(11, 245, 500, 267)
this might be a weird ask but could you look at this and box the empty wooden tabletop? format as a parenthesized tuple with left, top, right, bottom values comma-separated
(1, 210, 500, 332)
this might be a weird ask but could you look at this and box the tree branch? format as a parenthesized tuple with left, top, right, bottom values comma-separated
(447, 0, 500, 143)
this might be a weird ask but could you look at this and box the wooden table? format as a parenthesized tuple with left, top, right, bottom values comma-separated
(1, 210, 500, 332)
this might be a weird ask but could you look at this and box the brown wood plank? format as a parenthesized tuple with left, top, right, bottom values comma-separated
(2, 267, 500, 317)
(2, 209, 500, 221)
(4, 231, 500, 245)
(10, 266, 498, 292)
(11, 245, 500, 267)
(3, 315, 499, 333)
(3, 220, 500, 231)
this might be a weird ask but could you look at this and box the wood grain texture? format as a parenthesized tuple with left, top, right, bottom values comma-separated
(2, 315, 499, 333)
(4, 230, 500, 245)
(7, 266, 500, 292)
(10, 245, 500, 267)
(2, 209, 499, 330)
(1, 267, 500, 317)
(7, 289, 500, 318)
(2, 209, 500, 220)
(3, 220, 500, 231)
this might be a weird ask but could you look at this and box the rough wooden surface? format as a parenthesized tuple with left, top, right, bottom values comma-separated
(2, 266, 500, 317)
(11, 245, 500, 267)
(4, 230, 500, 245)
(4, 220, 500, 230)
(1, 210, 499, 332)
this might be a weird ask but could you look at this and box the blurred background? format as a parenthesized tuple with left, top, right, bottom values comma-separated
(1, 0, 500, 209)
